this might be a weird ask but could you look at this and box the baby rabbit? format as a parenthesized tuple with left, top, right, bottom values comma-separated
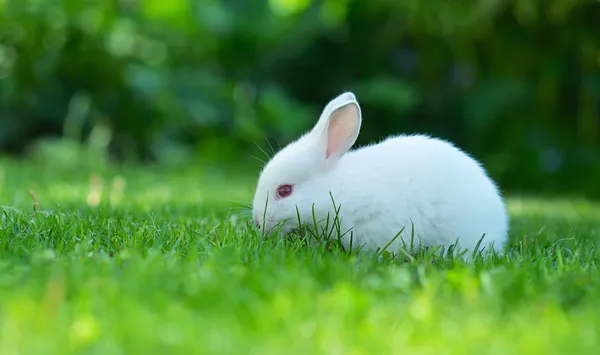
(252, 92, 509, 259)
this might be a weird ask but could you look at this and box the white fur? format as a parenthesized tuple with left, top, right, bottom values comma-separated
(252, 92, 509, 258)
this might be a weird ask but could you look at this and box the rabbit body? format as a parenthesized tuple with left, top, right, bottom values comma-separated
(252, 92, 509, 257)
(310, 134, 508, 255)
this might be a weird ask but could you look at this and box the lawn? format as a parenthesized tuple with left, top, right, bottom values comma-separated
(0, 158, 599, 354)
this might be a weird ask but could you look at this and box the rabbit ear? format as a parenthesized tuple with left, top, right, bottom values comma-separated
(311, 92, 362, 161)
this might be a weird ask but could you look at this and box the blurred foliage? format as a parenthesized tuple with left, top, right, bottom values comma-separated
(0, 0, 599, 197)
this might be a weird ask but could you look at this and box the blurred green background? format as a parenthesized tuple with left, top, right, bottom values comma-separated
(0, 0, 599, 198)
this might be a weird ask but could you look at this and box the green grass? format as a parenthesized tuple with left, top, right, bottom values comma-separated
(0, 158, 599, 354)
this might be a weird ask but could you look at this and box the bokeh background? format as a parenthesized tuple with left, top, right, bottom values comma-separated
(1, 0, 599, 198)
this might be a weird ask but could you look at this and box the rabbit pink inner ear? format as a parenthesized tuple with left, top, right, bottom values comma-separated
(326, 103, 360, 159)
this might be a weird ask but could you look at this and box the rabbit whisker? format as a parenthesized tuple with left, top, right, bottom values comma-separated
(253, 141, 272, 160)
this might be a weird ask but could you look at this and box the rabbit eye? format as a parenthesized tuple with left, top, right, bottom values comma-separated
(276, 184, 293, 199)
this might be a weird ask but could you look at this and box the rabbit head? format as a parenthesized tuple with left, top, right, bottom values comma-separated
(252, 92, 361, 235)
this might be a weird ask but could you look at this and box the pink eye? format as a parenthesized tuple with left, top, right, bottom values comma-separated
(276, 184, 293, 199)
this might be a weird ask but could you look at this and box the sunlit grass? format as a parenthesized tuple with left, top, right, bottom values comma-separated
(0, 158, 598, 354)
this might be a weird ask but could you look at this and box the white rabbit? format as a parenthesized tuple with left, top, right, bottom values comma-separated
(252, 91, 509, 259)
